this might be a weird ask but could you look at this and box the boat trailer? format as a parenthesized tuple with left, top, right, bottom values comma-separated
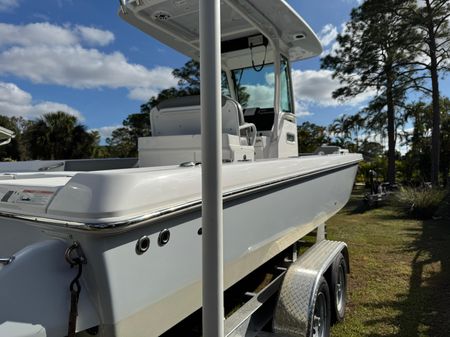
(224, 239, 349, 337)
(153, 224, 350, 337)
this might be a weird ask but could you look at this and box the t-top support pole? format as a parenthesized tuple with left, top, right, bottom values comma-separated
(200, 0, 224, 336)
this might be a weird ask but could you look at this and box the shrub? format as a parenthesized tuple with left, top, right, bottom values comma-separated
(396, 187, 447, 219)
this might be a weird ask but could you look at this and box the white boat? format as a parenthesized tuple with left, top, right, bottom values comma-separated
(0, 1, 362, 336)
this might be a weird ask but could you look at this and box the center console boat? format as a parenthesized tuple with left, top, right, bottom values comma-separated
(0, 1, 362, 336)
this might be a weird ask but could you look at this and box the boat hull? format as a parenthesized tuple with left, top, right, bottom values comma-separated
(102, 162, 358, 337)
(0, 157, 359, 337)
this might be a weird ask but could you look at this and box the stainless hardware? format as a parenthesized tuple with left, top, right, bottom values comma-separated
(0, 256, 15, 265)
(158, 229, 171, 246)
(119, 0, 128, 14)
(38, 162, 64, 171)
(136, 236, 150, 255)
(180, 161, 200, 167)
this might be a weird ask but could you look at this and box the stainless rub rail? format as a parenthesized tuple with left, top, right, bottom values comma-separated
(0, 159, 360, 234)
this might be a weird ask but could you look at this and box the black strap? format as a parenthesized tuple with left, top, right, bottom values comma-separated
(65, 242, 86, 337)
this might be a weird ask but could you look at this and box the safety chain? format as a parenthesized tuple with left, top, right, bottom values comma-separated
(65, 241, 87, 337)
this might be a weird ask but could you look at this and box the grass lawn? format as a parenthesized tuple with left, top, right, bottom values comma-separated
(327, 186, 450, 337)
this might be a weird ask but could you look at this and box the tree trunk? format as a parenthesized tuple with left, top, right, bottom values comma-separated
(386, 74, 396, 186)
(428, 26, 441, 186)
(423, 0, 442, 187)
(443, 162, 449, 188)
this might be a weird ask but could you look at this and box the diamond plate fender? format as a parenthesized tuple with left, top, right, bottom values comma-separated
(273, 240, 348, 337)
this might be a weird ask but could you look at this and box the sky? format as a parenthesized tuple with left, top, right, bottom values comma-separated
(0, 0, 448, 142)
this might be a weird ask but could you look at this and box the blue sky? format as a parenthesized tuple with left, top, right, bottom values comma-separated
(0, 0, 448, 142)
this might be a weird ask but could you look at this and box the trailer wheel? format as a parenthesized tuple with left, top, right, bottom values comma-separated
(311, 277, 331, 337)
(331, 253, 347, 323)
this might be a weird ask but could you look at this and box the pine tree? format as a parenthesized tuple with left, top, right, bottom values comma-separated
(401, 0, 450, 186)
(322, 0, 420, 185)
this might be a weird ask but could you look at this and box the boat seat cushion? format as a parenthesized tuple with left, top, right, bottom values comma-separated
(150, 95, 254, 140)
(157, 95, 223, 110)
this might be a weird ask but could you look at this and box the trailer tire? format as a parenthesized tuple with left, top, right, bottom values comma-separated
(331, 253, 347, 323)
(311, 277, 331, 337)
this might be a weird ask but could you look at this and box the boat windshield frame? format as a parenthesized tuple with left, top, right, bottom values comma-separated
(224, 51, 295, 132)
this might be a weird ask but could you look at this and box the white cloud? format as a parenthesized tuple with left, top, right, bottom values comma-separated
(90, 125, 121, 141)
(296, 110, 313, 117)
(0, 23, 76, 47)
(0, 81, 30, 104)
(32, 13, 50, 21)
(32, 102, 83, 119)
(292, 69, 340, 106)
(320, 22, 349, 57)
(291, 69, 375, 108)
(0, 22, 178, 102)
(294, 101, 314, 118)
(0, 46, 175, 90)
(236, 72, 275, 108)
(75, 25, 115, 46)
(0, 22, 114, 48)
(243, 84, 274, 108)
(319, 24, 338, 48)
(0, 0, 19, 12)
(127, 87, 160, 101)
(0, 82, 82, 119)
(238, 67, 373, 117)
(265, 72, 275, 86)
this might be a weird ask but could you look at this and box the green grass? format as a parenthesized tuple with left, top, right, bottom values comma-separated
(328, 186, 450, 337)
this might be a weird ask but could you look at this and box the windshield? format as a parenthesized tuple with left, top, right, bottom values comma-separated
(222, 71, 231, 97)
(232, 64, 275, 109)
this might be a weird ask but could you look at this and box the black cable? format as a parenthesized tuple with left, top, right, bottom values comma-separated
(250, 44, 268, 72)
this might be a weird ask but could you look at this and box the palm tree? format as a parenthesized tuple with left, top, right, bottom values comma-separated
(329, 114, 353, 145)
(348, 114, 365, 152)
(25, 111, 98, 160)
